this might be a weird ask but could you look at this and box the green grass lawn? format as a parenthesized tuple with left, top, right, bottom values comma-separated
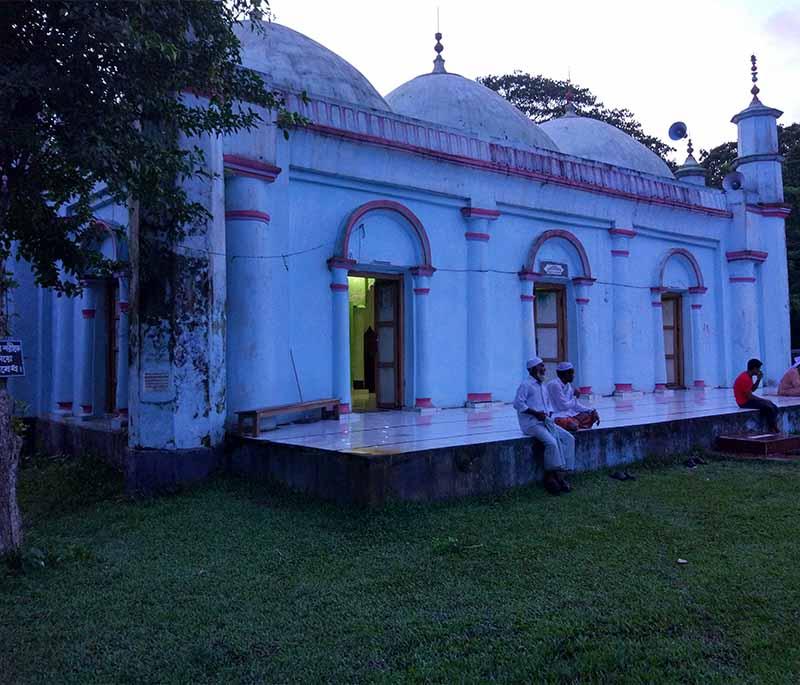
(3, 453, 800, 684)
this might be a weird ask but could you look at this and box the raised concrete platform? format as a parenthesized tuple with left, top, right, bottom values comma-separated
(230, 390, 800, 505)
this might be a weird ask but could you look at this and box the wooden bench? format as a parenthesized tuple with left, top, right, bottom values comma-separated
(236, 398, 340, 437)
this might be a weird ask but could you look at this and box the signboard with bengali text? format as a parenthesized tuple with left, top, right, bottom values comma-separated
(0, 339, 24, 377)
(539, 261, 569, 278)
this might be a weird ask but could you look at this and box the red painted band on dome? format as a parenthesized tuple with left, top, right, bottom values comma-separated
(225, 210, 271, 224)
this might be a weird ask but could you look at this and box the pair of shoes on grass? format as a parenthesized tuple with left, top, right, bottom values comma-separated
(609, 470, 636, 481)
(544, 473, 572, 495)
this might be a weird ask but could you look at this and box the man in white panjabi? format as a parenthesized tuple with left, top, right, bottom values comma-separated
(513, 357, 576, 495)
(545, 361, 600, 432)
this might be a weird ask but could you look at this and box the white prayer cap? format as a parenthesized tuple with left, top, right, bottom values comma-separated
(556, 361, 574, 372)
(526, 357, 543, 369)
(793, 356, 800, 368)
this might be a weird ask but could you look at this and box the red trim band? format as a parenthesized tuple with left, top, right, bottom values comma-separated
(691, 303, 703, 310)
(726, 250, 767, 263)
(411, 265, 436, 277)
(415, 398, 434, 408)
(225, 210, 270, 224)
(330, 283, 349, 292)
(578, 386, 592, 395)
(80, 404, 93, 413)
(461, 207, 501, 219)
(730, 276, 756, 283)
(694, 380, 706, 388)
(518, 271, 539, 282)
(57, 401, 73, 410)
(615, 384, 633, 393)
(746, 203, 792, 218)
(611, 249, 630, 257)
(467, 392, 492, 402)
(520, 294, 535, 302)
(223, 155, 281, 183)
(327, 256, 357, 271)
(82, 309, 95, 319)
(413, 287, 430, 295)
(688, 286, 708, 294)
(609, 228, 637, 238)
(654, 383, 667, 391)
(464, 232, 490, 242)
(572, 276, 597, 286)
(575, 297, 590, 304)
(339, 403, 351, 415)
(650, 286, 667, 294)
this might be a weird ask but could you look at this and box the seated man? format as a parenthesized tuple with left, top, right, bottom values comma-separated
(513, 357, 576, 495)
(545, 361, 600, 431)
(778, 356, 800, 396)
(734, 358, 780, 433)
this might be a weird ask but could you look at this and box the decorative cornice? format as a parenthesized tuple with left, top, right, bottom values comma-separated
(726, 250, 767, 263)
(575, 297, 590, 304)
(411, 265, 436, 277)
(225, 210, 270, 224)
(461, 207, 501, 220)
(572, 276, 596, 286)
(732, 152, 784, 169)
(518, 270, 539, 282)
(729, 276, 756, 283)
(327, 256, 357, 271)
(520, 294, 535, 302)
(746, 203, 792, 218)
(610, 249, 630, 257)
(650, 286, 667, 294)
(609, 228, 637, 238)
(330, 283, 349, 292)
(464, 232, 490, 242)
(413, 287, 430, 295)
(691, 303, 703, 310)
(223, 155, 281, 183)
(688, 286, 708, 294)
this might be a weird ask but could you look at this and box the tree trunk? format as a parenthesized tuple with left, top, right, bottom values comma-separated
(0, 385, 23, 556)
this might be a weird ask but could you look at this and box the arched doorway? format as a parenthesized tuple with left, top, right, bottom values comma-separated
(329, 200, 435, 413)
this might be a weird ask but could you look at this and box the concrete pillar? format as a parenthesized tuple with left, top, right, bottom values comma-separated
(76, 280, 97, 418)
(329, 260, 353, 414)
(651, 288, 668, 391)
(464, 217, 493, 403)
(115, 274, 129, 417)
(225, 174, 271, 414)
(519, 272, 536, 363)
(412, 268, 435, 408)
(573, 277, 596, 394)
(689, 287, 708, 388)
(52, 287, 75, 414)
(728, 260, 760, 369)
(609, 228, 637, 393)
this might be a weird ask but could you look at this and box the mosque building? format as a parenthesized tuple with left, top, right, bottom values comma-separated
(11, 23, 791, 479)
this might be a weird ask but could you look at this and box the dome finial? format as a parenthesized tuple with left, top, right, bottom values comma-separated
(750, 53, 761, 102)
(433, 31, 446, 73)
(687, 137, 694, 157)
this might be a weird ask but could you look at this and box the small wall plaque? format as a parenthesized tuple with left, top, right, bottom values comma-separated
(540, 261, 569, 278)
(0, 339, 25, 377)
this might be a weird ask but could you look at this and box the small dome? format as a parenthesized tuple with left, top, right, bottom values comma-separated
(386, 73, 558, 151)
(235, 22, 389, 111)
(541, 115, 673, 178)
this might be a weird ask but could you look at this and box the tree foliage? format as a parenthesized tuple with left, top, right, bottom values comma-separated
(479, 71, 674, 162)
(701, 124, 800, 344)
(0, 0, 301, 295)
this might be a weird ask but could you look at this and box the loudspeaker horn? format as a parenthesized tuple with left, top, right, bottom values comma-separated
(668, 121, 688, 141)
(722, 171, 745, 191)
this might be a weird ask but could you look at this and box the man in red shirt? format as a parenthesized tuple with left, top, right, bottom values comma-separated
(733, 358, 779, 433)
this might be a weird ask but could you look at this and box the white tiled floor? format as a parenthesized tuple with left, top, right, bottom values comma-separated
(252, 389, 800, 456)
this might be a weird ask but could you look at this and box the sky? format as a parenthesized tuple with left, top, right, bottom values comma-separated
(268, 0, 799, 163)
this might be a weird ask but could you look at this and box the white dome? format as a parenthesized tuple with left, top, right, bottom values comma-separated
(386, 72, 558, 151)
(235, 22, 389, 111)
(541, 115, 673, 178)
